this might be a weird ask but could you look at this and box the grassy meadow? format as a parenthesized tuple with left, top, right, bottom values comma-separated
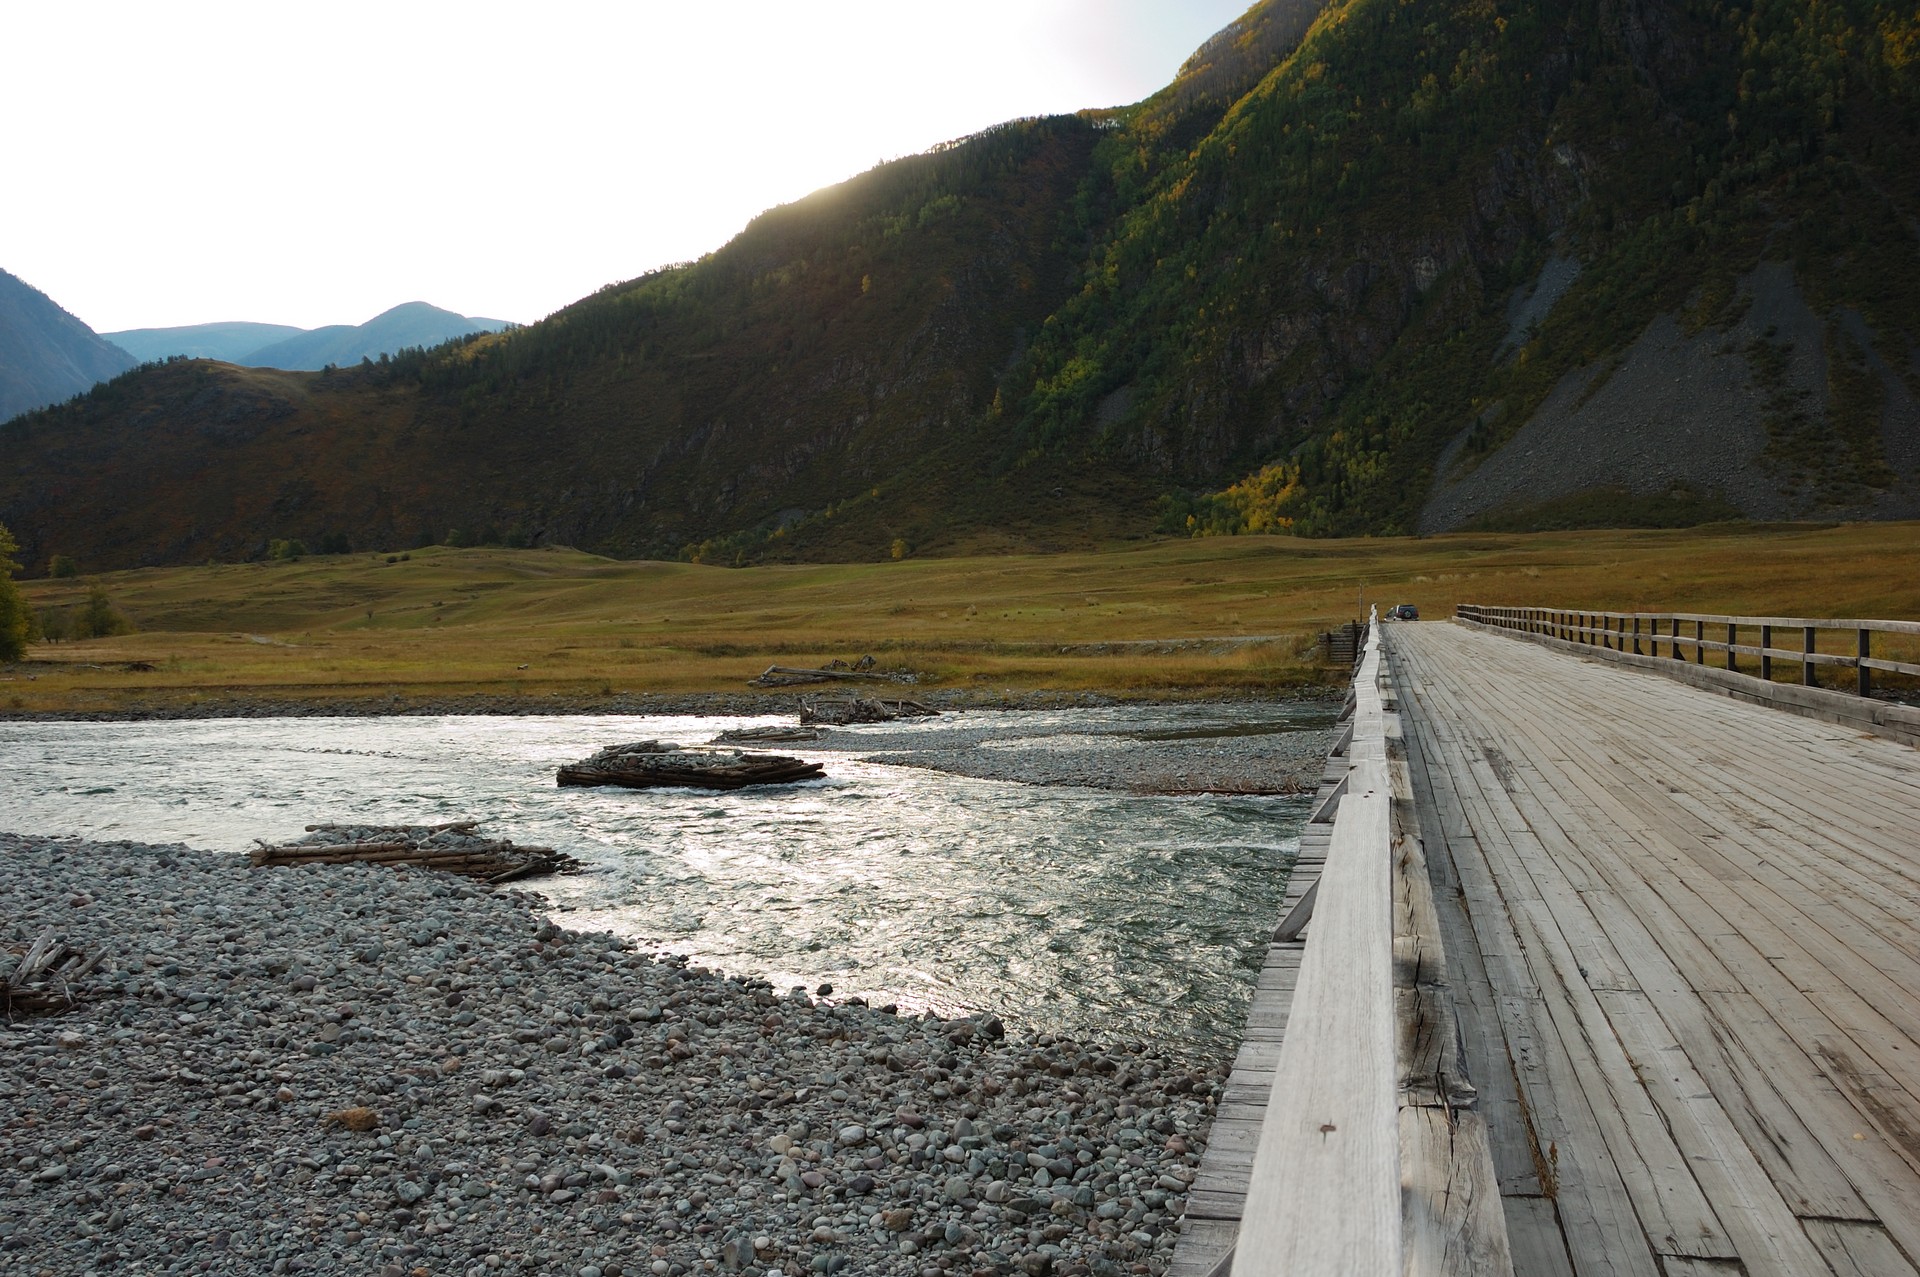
(7, 521, 1920, 714)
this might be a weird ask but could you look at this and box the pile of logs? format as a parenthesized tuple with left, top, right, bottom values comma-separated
(2, 929, 105, 1020)
(798, 696, 938, 726)
(250, 820, 578, 884)
(747, 655, 918, 688)
(712, 725, 824, 744)
(557, 740, 824, 790)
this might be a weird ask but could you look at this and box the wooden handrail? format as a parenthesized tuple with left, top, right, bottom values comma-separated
(1458, 606, 1920, 635)
(1233, 607, 1401, 1273)
(1455, 605, 1920, 697)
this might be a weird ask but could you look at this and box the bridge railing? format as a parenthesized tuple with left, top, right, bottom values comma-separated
(1455, 605, 1920, 698)
(1232, 606, 1402, 1274)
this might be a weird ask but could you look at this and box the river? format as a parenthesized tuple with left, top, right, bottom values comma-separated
(0, 702, 1326, 1052)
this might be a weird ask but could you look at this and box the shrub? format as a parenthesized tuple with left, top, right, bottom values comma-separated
(269, 538, 308, 561)
(0, 524, 29, 661)
(72, 588, 133, 640)
(48, 554, 78, 578)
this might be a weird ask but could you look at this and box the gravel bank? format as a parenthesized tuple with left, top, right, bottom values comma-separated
(0, 686, 1331, 725)
(821, 721, 1329, 796)
(0, 835, 1224, 1277)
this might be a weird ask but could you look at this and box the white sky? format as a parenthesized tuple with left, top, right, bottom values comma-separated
(1, 1, 1252, 334)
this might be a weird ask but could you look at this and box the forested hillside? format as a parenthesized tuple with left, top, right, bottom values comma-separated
(1064, 0, 1920, 536)
(4, 0, 1918, 572)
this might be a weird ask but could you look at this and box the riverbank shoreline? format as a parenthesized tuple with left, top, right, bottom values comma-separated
(1, 835, 1223, 1277)
(0, 685, 1336, 725)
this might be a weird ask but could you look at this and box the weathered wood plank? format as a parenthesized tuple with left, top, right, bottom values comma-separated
(1169, 694, 1351, 1275)
(1400, 1106, 1513, 1277)
(1166, 1218, 1242, 1277)
(1592, 988, 1832, 1275)
(1500, 1196, 1577, 1277)
(1801, 1219, 1920, 1277)
(1232, 623, 1400, 1275)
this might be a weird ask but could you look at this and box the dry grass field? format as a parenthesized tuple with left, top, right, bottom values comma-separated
(7, 521, 1918, 714)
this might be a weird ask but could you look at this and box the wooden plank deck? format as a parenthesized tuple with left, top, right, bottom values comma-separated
(1391, 618, 1920, 1276)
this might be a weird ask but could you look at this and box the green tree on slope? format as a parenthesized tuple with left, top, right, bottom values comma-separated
(0, 523, 30, 662)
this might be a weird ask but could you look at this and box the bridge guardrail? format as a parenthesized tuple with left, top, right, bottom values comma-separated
(1232, 606, 1401, 1273)
(1455, 605, 1920, 698)
(1219, 611, 1512, 1275)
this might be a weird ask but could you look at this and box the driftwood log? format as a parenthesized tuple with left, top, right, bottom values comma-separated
(557, 740, 824, 790)
(798, 696, 938, 726)
(2, 929, 106, 1020)
(712, 725, 824, 744)
(747, 658, 917, 688)
(251, 823, 578, 883)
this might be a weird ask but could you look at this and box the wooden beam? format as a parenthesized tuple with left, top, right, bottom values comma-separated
(1234, 613, 1401, 1275)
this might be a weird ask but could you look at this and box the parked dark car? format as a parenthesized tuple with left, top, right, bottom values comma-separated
(1390, 603, 1420, 620)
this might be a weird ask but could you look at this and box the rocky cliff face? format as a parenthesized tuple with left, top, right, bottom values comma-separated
(1421, 262, 1920, 530)
(0, 270, 135, 424)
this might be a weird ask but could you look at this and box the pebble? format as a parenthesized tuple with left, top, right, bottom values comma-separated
(0, 834, 1218, 1274)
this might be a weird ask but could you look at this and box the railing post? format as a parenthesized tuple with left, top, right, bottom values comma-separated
(1803, 626, 1816, 687)
(1727, 622, 1737, 672)
(1761, 625, 1773, 682)
(1671, 617, 1682, 661)
(1695, 619, 1705, 664)
(1859, 628, 1871, 698)
(1632, 615, 1642, 656)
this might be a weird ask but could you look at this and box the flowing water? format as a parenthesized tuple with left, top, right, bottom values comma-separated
(0, 704, 1327, 1053)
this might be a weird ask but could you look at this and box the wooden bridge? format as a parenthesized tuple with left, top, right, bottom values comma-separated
(1173, 606, 1920, 1276)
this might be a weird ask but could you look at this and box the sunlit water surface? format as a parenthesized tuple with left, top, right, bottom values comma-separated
(0, 706, 1321, 1053)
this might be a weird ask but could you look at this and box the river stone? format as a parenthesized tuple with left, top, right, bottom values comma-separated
(0, 832, 1223, 1277)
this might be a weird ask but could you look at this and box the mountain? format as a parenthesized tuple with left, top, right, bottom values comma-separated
(0, 270, 135, 424)
(105, 322, 305, 364)
(3, 0, 1918, 573)
(235, 303, 514, 370)
(106, 304, 512, 371)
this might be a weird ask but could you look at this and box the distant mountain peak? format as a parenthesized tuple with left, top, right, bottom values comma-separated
(0, 269, 135, 423)
(106, 304, 514, 371)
